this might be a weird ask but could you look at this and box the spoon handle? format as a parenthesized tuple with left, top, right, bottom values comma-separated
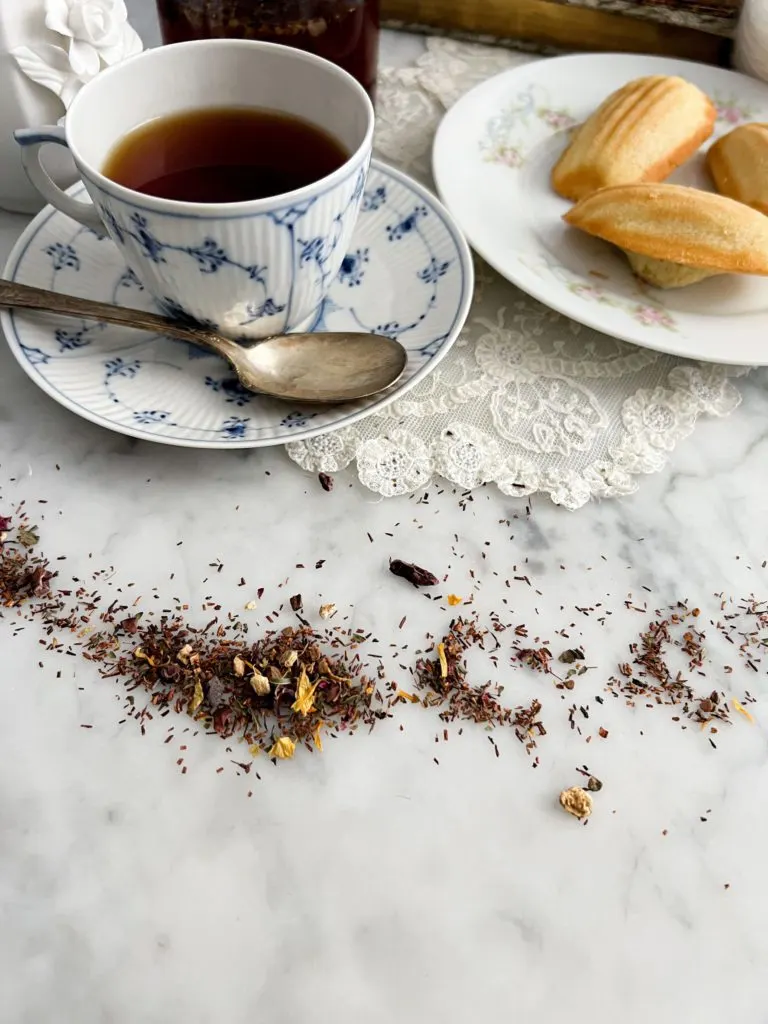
(0, 279, 222, 352)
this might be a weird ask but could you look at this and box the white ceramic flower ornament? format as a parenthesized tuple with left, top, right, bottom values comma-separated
(12, 0, 143, 112)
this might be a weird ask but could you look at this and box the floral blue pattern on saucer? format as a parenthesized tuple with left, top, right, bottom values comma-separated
(1, 161, 473, 448)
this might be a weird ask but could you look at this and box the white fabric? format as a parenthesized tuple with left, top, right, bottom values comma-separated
(286, 38, 750, 510)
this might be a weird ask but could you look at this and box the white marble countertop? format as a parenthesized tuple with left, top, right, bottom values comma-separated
(2, 3, 768, 1023)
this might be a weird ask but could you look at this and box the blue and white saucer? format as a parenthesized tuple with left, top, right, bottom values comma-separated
(1, 161, 473, 448)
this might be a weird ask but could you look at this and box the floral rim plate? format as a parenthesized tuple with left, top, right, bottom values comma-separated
(1, 160, 473, 448)
(433, 53, 768, 366)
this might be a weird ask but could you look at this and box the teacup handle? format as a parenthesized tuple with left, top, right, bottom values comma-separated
(15, 126, 104, 233)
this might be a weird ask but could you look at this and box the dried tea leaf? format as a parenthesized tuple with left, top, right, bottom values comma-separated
(16, 525, 40, 548)
(318, 473, 333, 492)
(269, 736, 296, 759)
(559, 648, 585, 664)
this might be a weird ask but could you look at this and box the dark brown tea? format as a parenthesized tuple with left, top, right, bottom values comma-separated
(102, 106, 349, 203)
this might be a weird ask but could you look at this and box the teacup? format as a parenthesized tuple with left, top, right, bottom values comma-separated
(15, 39, 374, 339)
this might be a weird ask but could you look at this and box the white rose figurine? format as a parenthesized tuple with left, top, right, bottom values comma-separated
(12, 0, 143, 112)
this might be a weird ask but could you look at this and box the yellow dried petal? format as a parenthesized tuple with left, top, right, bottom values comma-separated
(733, 699, 755, 724)
(177, 643, 193, 664)
(291, 667, 318, 715)
(244, 600, 258, 611)
(313, 721, 325, 752)
(396, 689, 421, 703)
(248, 744, 261, 758)
(269, 736, 296, 759)
(437, 643, 448, 679)
(447, 594, 463, 606)
(188, 679, 204, 714)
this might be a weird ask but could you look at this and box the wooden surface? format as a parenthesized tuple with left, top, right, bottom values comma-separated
(381, 0, 733, 64)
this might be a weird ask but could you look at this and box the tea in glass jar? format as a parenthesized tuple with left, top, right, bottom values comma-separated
(155, 0, 380, 101)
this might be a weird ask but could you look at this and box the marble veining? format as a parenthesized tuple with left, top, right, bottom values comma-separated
(1, 6, 768, 1024)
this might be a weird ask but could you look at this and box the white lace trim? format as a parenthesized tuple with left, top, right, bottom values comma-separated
(285, 38, 750, 510)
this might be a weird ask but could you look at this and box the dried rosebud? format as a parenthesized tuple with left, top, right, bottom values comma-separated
(281, 650, 298, 668)
(249, 671, 271, 697)
(290, 594, 303, 612)
(559, 786, 593, 819)
(269, 736, 296, 759)
(318, 472, 333, 492)
(319, 603, 337, 620)
(389, 558, 439, 588)
(232, 655, 247, 677)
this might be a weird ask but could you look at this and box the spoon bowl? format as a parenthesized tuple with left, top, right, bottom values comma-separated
(0, 280, 408, 404)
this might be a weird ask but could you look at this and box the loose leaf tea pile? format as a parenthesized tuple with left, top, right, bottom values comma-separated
(1, 508, 765, 777)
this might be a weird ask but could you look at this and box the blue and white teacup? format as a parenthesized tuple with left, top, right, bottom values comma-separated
(15, 39, 374, 339)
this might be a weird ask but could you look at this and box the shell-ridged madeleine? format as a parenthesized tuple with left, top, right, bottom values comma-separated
(707, 123, 768, 216)
(564, 184, 768, 287)
(552, 76, 716, 201)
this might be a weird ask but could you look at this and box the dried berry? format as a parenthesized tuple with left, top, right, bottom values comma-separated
(389, 559, 439, 588)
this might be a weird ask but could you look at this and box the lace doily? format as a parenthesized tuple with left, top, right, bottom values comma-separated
(286, 38, 750, 510)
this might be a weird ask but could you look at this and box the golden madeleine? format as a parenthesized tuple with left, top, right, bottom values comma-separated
(552, 76, 716, 202)
(707, 123, 768, 216)
(564, 183, 768, 287)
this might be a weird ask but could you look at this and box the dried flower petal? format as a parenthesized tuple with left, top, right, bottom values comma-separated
(319, 603, 337, 620)
(250, 671, 271, 696)
(177, 644, 193, 665)
(437, 643, 448, 679)
(269, 736, 296, 759)
(396, 689, 421, 703)
(248, 743, 261, 758)
(188, 679, 204, 713)
(281, 650, 298, 668)
(0, 516, 11, 533)
(447, 594, 463, 606)
(134, 646, 156, 666)
(732, 699, 755, 724)
(313, 721, 325, 751)
(559, 786, 593, 819)
(291, 667, 318, 715)
(233, 655, 247, 677)
(244, 599, 258, 611)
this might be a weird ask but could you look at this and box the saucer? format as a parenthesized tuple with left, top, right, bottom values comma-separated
(1, 160, 473, 447)
(433, 54, 768, 366)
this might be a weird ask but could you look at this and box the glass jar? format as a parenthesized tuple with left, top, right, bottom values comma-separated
(155, 0, 379, 101)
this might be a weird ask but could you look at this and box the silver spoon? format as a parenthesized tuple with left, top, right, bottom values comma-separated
(0, 280, 408, 404)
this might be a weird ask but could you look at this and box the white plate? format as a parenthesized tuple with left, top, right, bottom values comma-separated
(433, 53, 768, 365)
(1, 160, 473, 448)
